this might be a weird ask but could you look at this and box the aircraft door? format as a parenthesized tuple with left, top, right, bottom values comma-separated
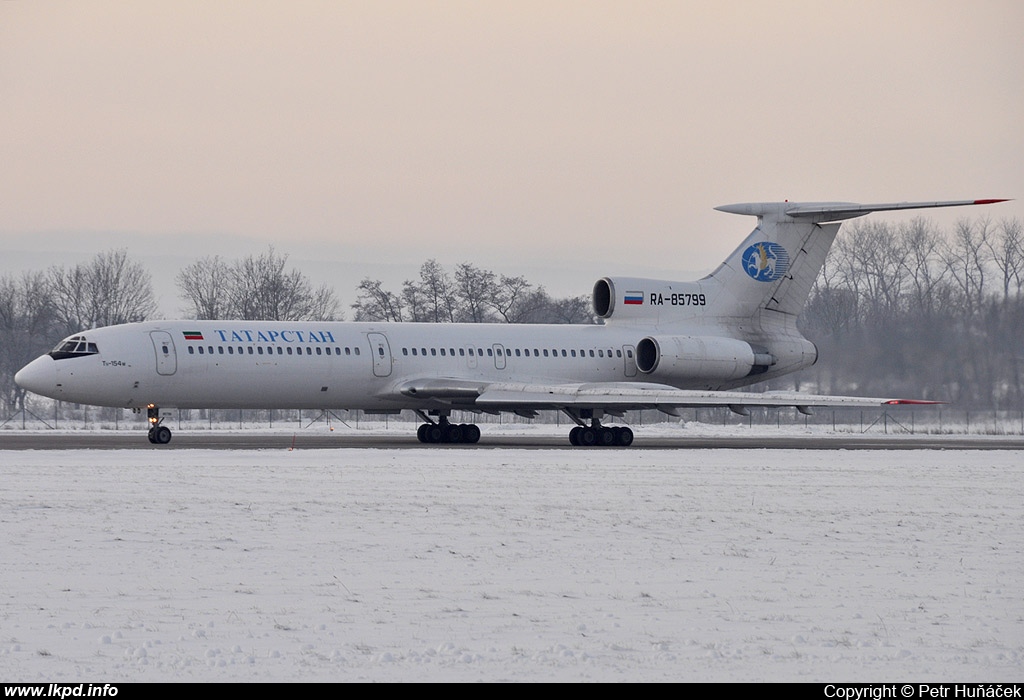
(492, 343, 507, 370)
(150, 331, 177, 376)
(622, 344, 637, 377)
(367, 332, 393, 377)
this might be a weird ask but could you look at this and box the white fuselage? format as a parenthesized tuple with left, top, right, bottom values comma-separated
(18, 318, 809, 411)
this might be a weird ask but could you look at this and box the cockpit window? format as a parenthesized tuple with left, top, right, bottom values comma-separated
(49, 335, 100, 361)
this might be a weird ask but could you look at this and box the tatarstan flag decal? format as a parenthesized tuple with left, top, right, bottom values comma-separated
(183, 331, 204, 341)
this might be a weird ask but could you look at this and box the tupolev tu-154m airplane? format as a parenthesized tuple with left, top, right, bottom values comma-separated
(16, 198, 1008, 447)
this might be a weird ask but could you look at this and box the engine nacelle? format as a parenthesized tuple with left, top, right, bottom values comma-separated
(635, 335, 774, 385)
(593, 277, 709, 322)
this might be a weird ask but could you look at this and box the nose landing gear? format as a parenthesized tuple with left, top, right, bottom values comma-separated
(146, 404, 172, 444)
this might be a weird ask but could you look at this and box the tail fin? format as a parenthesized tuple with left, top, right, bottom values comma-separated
(708, 199, 1008, 320)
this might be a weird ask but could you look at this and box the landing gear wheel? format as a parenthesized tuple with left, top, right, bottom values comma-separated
(579, 427, 598, 446)
(445, 423, 464, 443)
(615, 426, 634, 447)
(150, 425, 172, 445)
(598, 428, 616, 446)
(462, 424, 481, 444)
(569, 426, 582, 446)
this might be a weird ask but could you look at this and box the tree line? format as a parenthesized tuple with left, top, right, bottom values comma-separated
(0, 248, 590, 413)
(3, 216, 1023, 415)
(350, 259, 592, 325)
(798, 216, 1024, 409)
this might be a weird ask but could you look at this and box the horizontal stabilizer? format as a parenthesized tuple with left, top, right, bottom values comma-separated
(716, 199, 1009, 223)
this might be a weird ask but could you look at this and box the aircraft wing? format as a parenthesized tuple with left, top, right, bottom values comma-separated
(394, 378, 939, 415)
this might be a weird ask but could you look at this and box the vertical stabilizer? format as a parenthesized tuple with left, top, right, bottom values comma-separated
(710, 199, 1008, 320)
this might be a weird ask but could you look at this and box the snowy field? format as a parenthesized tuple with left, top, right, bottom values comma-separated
(1, 433, 1022, 682)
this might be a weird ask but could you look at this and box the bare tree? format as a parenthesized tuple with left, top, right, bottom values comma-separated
(178, 247, 340, 321)
(417, 259, 458, 323)
(942, 218, 992, 315)
(898, 217, 947, 317)
(0, 272, 60, 412)
(352, 278, 404, 322)
(176, 255, 230, 320)
(453, 263, 497, 323)
(539, 293, 594, 324)
(49, 249, 157, 333)
(487, 275, 542, 323)
(986, 218, 1024, 303)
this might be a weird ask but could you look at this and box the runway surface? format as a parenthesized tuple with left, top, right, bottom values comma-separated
(2, 430, 1023, 450)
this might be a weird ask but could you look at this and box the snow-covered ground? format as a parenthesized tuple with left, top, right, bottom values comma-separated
(1, 431, 1022, 682)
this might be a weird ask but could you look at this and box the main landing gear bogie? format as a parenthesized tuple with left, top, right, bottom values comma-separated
(568, 425, 633, 447)
(417, 421, 481, 444)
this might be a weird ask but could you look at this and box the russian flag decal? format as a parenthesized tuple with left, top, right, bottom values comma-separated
(624, 291, 644, 305)
(183, 331, 204, 341)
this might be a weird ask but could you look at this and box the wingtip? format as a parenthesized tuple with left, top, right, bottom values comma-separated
(883, 399, 947, 406)
(973, 198, 1012, 205)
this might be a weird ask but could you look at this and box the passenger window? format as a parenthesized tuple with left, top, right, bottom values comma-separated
(188, 346, 195, 355)
(316, 347, 322, 355)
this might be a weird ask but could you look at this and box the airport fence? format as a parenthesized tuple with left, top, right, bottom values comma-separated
(3, 400, 1024, 435)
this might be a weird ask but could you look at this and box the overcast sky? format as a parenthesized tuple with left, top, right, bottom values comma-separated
(2, 1, 1021, 313)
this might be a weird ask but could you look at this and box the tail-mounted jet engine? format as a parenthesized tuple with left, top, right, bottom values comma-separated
(593, 277, 709, 323)
(635, 335, 776, 386)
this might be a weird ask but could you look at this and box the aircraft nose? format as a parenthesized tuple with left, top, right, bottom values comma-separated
(15, 355, 58, 398)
